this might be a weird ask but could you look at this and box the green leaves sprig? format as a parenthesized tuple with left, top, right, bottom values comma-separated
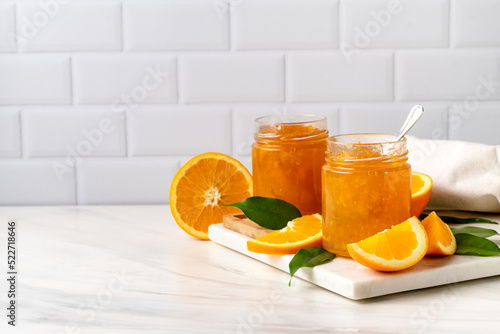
(450, 226, 499, 238)
(419, 214, 498, 225)
(288, 246, 336, 286)
(454, 234, 500, 256)
(420, 213, 500, 256)
(445, 217, 498, 225)
(225, 196, 302, 230)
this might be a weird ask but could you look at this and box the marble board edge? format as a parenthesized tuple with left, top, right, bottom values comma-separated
(208, 223, 500, 300)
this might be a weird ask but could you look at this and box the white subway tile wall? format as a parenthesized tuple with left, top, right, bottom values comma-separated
(451, 0, 500, 47)
(0, 54, 71, 104)
(16, 1, 122, 52)
(232, 0, 339, 50)
(288, 51, 393, 102)
(448, 103, 500, 145)
(340, 103, 449, 139)
(22, 107, 126, 157)
(73, 53, 177, 104)
(0, 158, 76, 205)
(341, 0, 449, 48)
(128, 106, 231, 156)
(0, 0, 499, 205)
(179, 53, 284, 103)
(124, 0, 229, 51)
(0, 2, 15, 52)
(396, 50, 500, 101)
(77, 158, 179, 205)
(0, 107, 21, 157)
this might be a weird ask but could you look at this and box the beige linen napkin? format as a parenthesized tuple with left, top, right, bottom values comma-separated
(407, 136, 500, 212)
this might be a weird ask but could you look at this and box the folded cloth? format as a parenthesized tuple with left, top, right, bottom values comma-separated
(407, 136, 500, 213)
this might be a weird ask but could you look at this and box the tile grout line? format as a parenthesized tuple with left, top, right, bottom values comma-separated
(229, 105, 234, 156)
(445, 104, 450, 140)
(338, 104, 343, 134)
(175, 55, 180, 105)
(69, 56, 75, 106)
(393, 51, 397, 103)
(337, 0, 342, 53)
(18, 108, 24, 159)
(124, 110, 130, 158)
(13, 1, 18, 54)
(176, 54, 182, 105)
(448, 0, 453, 48)
(228, 1, 233, 52)
(446, 104, 451, 141)
(120, 0, 125, 52)
(283, 53, 287, 104)
(74, 160, 79, 205)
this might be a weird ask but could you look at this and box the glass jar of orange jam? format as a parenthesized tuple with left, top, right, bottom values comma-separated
(322, 134, 411, 257)
(252, 115, 328, 215)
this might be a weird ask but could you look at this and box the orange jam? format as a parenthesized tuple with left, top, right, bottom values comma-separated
(322, 134, 411, 257)
(252, 115, 328, 215)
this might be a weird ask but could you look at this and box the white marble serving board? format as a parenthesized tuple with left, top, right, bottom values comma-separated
(208, 223, 500, 300)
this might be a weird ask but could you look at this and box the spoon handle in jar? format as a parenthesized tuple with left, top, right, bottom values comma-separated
(395, 105, 424, 141)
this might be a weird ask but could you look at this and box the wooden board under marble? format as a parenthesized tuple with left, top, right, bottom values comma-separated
(222, 213, 272, 238)
(209, 215, 500, 300)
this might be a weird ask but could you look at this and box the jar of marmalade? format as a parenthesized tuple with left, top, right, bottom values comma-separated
(252, 115, 328, 215)
(322, 134, 411, 257)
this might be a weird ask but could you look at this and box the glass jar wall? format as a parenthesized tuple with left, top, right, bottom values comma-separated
(322, 134, 411, 257)
(252, 115, 328, 215)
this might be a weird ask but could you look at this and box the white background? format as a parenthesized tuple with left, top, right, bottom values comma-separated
(0, 0, 499, 205)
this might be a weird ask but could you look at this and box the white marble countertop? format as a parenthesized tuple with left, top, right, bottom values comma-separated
(0, 205, 499, 334)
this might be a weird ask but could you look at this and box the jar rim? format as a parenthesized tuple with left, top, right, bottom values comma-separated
(326, 133, 408, 162)
(255, 114, 326, 126)
(327, 133, 406, 146)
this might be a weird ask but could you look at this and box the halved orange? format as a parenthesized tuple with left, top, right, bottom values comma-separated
(170, 153, 252, 240)
(346, 217, 428, 271)
(247, 214, 323, 255)
(411, 172, 433, 217)
(421, 211, 457, 255)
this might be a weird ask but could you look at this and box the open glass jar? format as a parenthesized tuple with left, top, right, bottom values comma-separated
(252, 114, 328, 215)
(322, 134, 411, 257)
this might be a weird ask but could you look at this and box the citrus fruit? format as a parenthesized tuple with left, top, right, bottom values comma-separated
(411, 172, 433, 217)
(170, 152, 252, 240)
(247, 214, 323, 255)
(346, 217, 429, 271)
(421, 211, 457, 255)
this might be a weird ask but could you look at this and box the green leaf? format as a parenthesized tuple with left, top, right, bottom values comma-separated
(225, 196, 302, 230)
(441, 216, 499, 225)
(454, 234, 500, 256)
(451, 226, 499, 238)
(288, 246, 336, 286)
(419, 214, 498, 225)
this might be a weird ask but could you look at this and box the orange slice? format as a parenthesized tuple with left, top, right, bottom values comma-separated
(170, 152, 252, 240)
(247, 214, 323, 255)
(411, 172, 433, 217)
(421, 211, 457, 255)
(346, 217, 428, 271)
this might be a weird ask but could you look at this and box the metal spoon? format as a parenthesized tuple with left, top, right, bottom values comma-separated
(395, 105, 424, 141)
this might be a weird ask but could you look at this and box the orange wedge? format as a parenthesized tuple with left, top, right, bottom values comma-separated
(346, 217, 428, 271)
(421, 211, 457, 255)
(247, 214, 323, 255)
(170, 153, 252, 240)
(411, 172, 433, 217)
